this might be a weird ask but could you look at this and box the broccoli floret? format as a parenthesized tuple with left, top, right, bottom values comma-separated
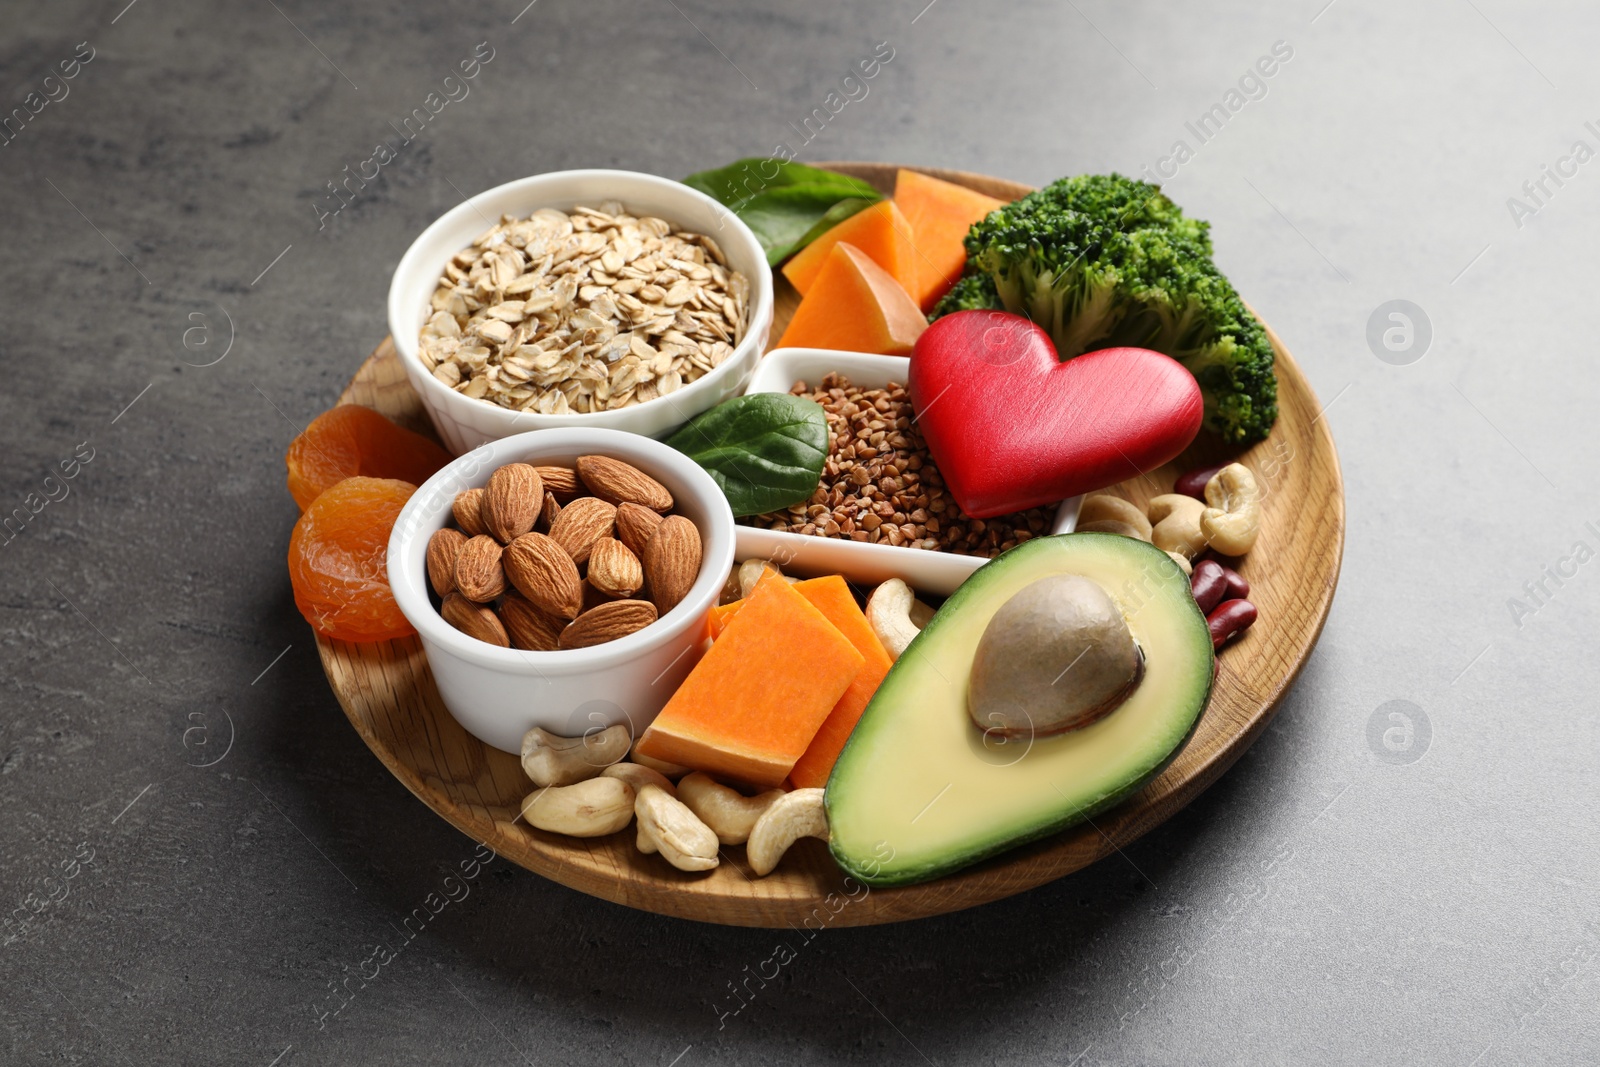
(930, 271, 999, 317)
(931, 173, 1276, 444)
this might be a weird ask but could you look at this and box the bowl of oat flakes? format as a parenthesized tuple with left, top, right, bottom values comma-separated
(388, 170, 774, 454)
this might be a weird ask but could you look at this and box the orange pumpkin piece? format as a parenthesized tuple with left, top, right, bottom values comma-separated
(705, 575, 891, 786)
(781, 576, 894, 789)
(775, 242, 928, 356)
(286, 404, 451, 511)
(633, 574, 864, 788)
(781, 199, 918, 297)
(288, 476, 418, 643)
(894, 169, 1007, 311)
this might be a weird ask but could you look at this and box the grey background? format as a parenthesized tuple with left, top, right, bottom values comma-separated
(2, 0, 1595, 1063)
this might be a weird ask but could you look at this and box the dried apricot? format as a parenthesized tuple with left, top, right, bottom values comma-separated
(289, 477, 417, 642)
(286, 405, 451, 511)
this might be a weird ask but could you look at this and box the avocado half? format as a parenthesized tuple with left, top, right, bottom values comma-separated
(826, 533, 1214, 887)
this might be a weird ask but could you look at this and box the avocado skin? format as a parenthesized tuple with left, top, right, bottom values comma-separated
(829, 689, 1212, 887)
(825, 533, 1215, 888)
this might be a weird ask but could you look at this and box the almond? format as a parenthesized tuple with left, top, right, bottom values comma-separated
(503, 532, 584, 619)
(576, 455, 674, 512)
(483, 463, 543, 543)
(587, 537, 643, 598)
(539, 490, 560, 531)
(498, 593, 566, 651)
(643, 515, 702, 613)
(454, 534, 507, 602)
(614, 501, 664, 558)
(441, 593, 509, 647)
(453, 488, 488, 537)
(534, 465, 583, 502)
(548, 496, 616, 565)
(558, 599, 658, 649)
(426, 527, 468, 597)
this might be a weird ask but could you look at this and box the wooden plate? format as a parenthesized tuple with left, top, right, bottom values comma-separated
(318, 164, 1344, 927)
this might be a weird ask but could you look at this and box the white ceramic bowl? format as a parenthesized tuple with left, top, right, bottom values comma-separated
(387, 428, 736, 754)
(734, 348, 1081, 597)
(387, 169, 775, 454)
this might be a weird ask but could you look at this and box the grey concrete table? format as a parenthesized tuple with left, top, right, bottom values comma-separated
(3, 0, 1594, 1063)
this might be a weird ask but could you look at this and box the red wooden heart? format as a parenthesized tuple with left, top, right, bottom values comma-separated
(908, 311, 1203, 518)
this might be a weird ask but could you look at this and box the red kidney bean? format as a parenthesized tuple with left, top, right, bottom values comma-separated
(1190, 560, 1227, 614)
(1218, 564, 1249, 600)
(1207, 599, 1257, 649)
(1174, 463, 1228, 500)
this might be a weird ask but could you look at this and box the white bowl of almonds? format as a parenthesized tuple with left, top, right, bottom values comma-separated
(387, 427, 736, 754)
(388, 169, 774, 454)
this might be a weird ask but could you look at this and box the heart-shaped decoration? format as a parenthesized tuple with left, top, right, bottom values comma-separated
(909, 311, 1203, 518)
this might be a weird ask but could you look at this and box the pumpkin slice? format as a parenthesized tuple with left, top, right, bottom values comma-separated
(775, 242, 928, 355)
(781, 199, 918, 297)
(784, 576, 894, 789)
(633, 575, 864, 788)
(894, 169, 1007, 311)
(706, 575, 894, 789)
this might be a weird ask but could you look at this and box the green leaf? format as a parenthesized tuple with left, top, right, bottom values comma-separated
(683, 159, 883, 265)
(665, 393, 829, 517)
(683, 158, 880, 203)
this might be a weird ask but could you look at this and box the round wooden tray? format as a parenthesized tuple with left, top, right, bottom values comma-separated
(318, 163, 1344, 927)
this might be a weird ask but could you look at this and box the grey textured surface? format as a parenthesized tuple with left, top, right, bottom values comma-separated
(2, 0, 1596, 1063)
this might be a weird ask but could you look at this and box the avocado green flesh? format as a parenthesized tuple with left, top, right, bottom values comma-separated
(825, 533, 1214, 887)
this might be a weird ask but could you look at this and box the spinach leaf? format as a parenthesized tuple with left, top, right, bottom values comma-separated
(665, 393, 829, 517)
(683, 158, 883, 265)
(683, 158, 880, 203)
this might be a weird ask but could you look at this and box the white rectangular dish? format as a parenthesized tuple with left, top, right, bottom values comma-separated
(733, 347, 1080, 597)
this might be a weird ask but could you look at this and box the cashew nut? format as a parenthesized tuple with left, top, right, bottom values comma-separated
(736, 558, 797, 599)
(909, 598, 936, 629)
(746, 788, 829, 876)
(630, 751, 692, 780)
(1165, 550, 1193, 576)
(1148, 493, 1209, 559)
(1200, 463, 1261, 556)
(1078, 494, 1152, 540)
(602, 761, 678, 798)
(867, 578, 920, 661)
(520, 724, 631, 787)
(521, 777, 635, 837)
(677, 772, 783, 845)
(634, 784, 720, 871)
(737, 558, 777, 598)
(1078, 519, 1149, 541)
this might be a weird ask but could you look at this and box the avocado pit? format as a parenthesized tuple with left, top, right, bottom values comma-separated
(968, 574, 1142, 738)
